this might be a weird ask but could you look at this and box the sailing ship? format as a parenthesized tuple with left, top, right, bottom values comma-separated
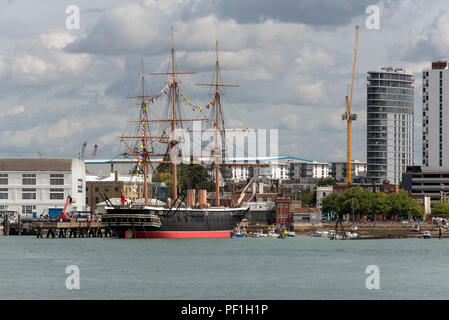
(101, 29, 261, 238)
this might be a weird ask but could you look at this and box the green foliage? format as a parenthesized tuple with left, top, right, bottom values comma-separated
(153, 162, 215, 194)
(432, 201, 449, 215)
(320, 187, 424, 217)
(371, 192, 390, 215)
(387, 189, 411, 217)
(316, 177, 336, 187)
(321, 192, 343, 216)
(300, 190, 316, 207)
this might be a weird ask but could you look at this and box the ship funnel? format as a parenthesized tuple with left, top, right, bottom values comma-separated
(187, 189, 196, 207)
(198, 189, 207, 208)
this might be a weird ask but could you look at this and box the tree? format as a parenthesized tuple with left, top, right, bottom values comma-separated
(316, 177, 336, 187)
(431, 201, 449, 215)
(387, 189, 424, 218)
(300, 191, 315, 207)
(410, 199, 424, 216)
(320, 187, 423, 220)
(153, 162, 215, 198)
(321, 192, 343, 217)
(339, 187, 373, 217)
(371, 192, 390, 216)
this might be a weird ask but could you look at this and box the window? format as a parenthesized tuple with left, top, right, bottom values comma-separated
(50, 173, 64, 185)
(0, 205, 7, 210)
(0, 188, 7, 199)
(22, 188, 36, 199)
(0, 174, 8, 185)
(95, 187, 99, 192)
(50, 188, 64, 200)
(22, 205, 36, 215)
(115, 187, 119, 192)
(22, 173, 36, 185)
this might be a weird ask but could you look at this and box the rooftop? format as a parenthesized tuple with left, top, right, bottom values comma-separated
(0, 158, 75, 171)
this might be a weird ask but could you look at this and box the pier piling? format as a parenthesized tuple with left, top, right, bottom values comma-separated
(32, 221, 111, 239)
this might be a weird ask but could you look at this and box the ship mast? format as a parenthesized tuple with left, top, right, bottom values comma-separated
(151, 27, 197, 201)
(170, 28, 178, 200)
(142, 59, 149, 206)
(197, 41, 239, 207)
(121, 59, 152, 206)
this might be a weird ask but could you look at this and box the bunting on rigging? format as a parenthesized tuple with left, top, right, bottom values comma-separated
(142, 80, 216, 112)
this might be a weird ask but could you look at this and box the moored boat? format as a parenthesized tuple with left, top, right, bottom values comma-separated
(310, 230, 322, 237)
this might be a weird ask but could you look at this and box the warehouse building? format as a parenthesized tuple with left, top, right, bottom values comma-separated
(0, 158, 86, 217)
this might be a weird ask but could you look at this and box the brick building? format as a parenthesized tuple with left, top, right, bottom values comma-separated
(86, 172, 152, 213)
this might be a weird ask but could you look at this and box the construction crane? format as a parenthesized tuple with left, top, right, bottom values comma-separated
(341, 25, 359, 185)
(236, 178, 254, 206)
(78, 142, 87, 160)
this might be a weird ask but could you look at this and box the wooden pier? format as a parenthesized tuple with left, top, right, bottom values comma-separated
(32, 221, 113, 238)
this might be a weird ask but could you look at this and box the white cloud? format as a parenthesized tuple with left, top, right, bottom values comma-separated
(295, 45, 335, 72)
(12, 54, 56, 76)
(280, 113, 300, 130)
(40, 32, 77, 49)
(10, 105, 24, 114)
(296, 80, 328, 105)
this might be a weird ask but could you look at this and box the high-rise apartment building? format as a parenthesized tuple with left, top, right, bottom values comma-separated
(422, 61, 449, 168)
(366, 67, 414, 184)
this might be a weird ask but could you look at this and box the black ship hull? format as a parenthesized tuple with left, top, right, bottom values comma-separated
(102, 207, 248, 238)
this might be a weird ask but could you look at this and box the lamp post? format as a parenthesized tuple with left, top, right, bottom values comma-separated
(440, 184, 449, 202)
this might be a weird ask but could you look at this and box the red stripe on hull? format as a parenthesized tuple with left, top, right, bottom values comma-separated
(134, 230, 232, 239)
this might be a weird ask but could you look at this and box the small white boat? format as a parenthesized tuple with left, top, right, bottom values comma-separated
(346, 231, 358, 239)
(423, 231, 431, 239)
(328, 230, 344, 240)
(287, 231, 296, 238)
(267, 228, 278, 238)
(310, 230, 322, 237)
(255, 230, 268, 238)
(321, 231, 329, 238)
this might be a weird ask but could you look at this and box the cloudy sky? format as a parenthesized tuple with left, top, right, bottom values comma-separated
(0, 0, 447, 163)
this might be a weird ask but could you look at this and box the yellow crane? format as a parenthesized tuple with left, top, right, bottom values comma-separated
(341, 25, 359, 185)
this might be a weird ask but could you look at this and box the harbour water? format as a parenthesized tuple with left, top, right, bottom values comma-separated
(0, 236, 448, 300)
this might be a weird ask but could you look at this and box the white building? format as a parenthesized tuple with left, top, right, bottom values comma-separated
(367, 66, 414, 184)
(330, 160, 367, 182)
(290, 161, 330, 179)
(231, 159, 290, 181)
(231, 165, 250, 181)
(266, 162, 290, 180)
(0, 158, 86, 217)
(316, 186, 334, 209)
(423, 61, 449, 168)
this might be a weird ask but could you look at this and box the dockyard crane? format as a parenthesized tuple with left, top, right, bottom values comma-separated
(78, 142, 87, 160)
(92, 144, 98, 158)
(341, 26, 359, 185)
